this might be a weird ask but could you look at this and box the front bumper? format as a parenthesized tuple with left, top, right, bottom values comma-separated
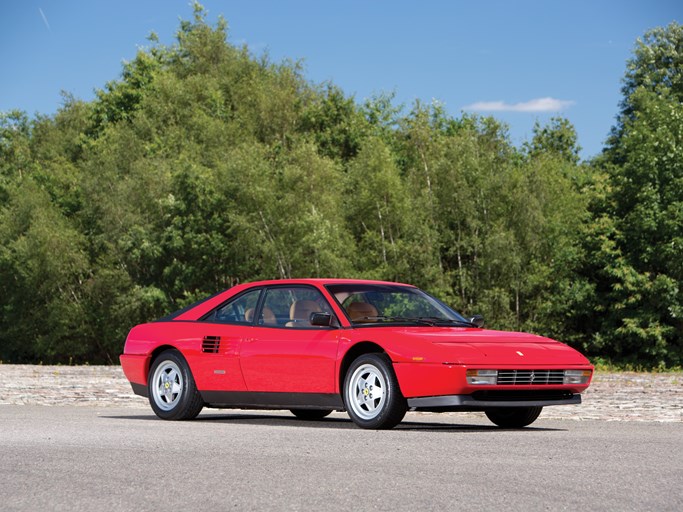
(407, 392, 581, 411)
(393, 362, 593, 398)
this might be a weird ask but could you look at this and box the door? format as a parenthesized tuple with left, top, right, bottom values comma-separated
(239, 286, 340, 393)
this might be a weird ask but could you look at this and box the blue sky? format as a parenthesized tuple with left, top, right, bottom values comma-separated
(1, 1, 680, 159)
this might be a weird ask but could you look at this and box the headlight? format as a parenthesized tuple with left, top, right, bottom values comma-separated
(466, 369, 498, 385)
(563, 370, 592, 384)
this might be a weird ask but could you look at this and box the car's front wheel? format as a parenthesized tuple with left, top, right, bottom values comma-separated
(343, 353, 407, 429)
(485, 406, 543, 428)
(148, 349, 204, 420)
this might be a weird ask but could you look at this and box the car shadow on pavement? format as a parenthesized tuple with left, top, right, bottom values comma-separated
(395, 421, 564, 433)
(99, 412, 565, 432)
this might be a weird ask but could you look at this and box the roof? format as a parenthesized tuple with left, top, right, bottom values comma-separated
(236, 277, 415, 288)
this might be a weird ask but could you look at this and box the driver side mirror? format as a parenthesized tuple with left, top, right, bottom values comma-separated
(310, 312, 334, 327)
(469, 315, 484, 328)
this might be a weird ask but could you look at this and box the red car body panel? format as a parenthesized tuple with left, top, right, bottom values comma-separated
(238, 326, 339, 393)
(120, 278, 593, 414)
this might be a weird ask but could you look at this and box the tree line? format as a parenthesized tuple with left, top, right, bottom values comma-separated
(1, 7, 681, 367)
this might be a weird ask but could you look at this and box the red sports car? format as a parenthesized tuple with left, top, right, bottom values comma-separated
(120, 279, 593, 429)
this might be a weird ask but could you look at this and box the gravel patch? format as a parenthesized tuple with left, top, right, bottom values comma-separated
(541, 371, 682, 423)
(0, 365, 681, 422)
(0, 365, 143, 409)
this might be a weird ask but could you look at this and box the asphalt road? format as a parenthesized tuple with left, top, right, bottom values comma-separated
(1, 406, 681, 511)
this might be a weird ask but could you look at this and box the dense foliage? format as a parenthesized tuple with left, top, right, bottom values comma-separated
(1, 8, 681, 367)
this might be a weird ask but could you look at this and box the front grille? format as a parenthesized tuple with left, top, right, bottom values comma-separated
(202, 336, 221, 354)
(496, 369, 565, 385)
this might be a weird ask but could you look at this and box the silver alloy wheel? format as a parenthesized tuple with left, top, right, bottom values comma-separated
(347, 363, 386, 420)
(151, 360, 183, 411)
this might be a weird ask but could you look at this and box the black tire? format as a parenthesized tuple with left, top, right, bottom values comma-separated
(148, 349, 204, 420)
(343, 353, 407, 430)
(485, 406, 543, 428)
(290, 409, 333, 420)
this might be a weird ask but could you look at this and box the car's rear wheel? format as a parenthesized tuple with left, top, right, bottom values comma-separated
(485, 406, 543, 428)
(290, 409, 333, 420)
(343, 353, 407, 429)
(148, 349, 204, 420)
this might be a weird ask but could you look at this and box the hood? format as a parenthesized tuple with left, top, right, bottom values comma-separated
(388, 327, 589, 366)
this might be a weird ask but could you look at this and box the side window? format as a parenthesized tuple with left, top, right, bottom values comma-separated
(262, 287, 335, 328)
(204, 288, 262, 324)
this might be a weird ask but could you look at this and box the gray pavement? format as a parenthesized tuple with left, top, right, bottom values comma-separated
(1, 405, 682, 511)
(1, 365, 682, 510)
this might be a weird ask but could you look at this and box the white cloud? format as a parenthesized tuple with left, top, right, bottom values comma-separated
(463, 97, 575, 113)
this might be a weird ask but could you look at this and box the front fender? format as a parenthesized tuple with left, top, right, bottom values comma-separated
(393, 362, 465, 398)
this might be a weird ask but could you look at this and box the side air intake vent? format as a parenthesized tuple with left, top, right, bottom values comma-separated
(202, 336, 221, 354)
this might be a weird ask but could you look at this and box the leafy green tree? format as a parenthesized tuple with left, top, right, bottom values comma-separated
(599, 89, 682, 365)
(609, 21, 683, 151)
(525, 116, 581, 165)
(0, 111, 33, 202)
(345, 137, 414, 280)
(271, 142, 354, 278)
(299, 83, 369, 161)
(585, 22, 683, 366)
(0, 179, 90, 362)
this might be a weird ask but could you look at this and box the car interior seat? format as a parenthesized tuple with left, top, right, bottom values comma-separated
(286, 300, 320, 327)
(346, 302, 379, 323)
(245, 307, 277, 325)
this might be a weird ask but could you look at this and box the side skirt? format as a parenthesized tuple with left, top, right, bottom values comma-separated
(200, 391, 345, 411)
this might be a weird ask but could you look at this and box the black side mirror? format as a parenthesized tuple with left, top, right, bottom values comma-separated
(310, 312, 333, 327)
(469, 315, 484, 328)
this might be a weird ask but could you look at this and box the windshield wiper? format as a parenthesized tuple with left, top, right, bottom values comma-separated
(416, 316, 478, 327)
(359, 316, 436, 326)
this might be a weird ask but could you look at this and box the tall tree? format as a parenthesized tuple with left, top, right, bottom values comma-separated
(608, 21, 683, 153)
(587, 22, 683, 366)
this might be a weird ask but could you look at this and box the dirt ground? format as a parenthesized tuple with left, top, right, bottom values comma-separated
(0, 365, 681, 422)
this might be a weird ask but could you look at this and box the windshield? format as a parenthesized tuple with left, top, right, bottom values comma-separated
(326, 284, 471, 326)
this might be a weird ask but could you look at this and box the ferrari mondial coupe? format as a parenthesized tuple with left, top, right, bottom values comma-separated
(121, 279, 593, 429)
